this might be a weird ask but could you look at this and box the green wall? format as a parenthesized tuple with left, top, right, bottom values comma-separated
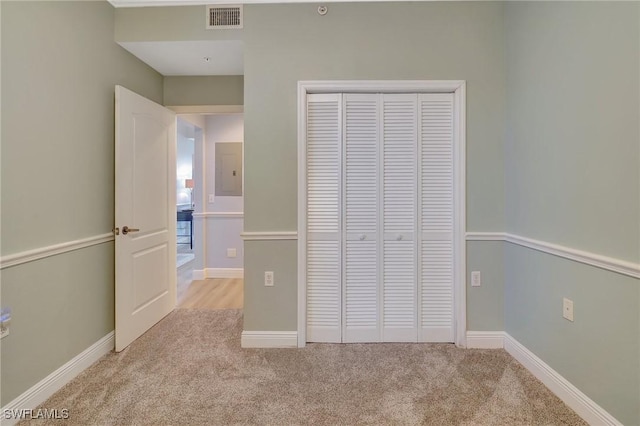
(0, 0, 163, 406)
(2, 2, 638, 424)
(242, 1, 506, 332)
(504, 3, 640, 424)
(115, 5, 242, 43)
(164, 76, 244, 106)
(505, 2, 639, 262)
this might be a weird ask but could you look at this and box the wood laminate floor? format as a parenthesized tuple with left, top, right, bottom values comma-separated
(176, 242, 242, 310)
(178, 278, 243, 309)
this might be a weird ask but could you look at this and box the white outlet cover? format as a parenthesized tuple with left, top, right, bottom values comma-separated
(264, 271, 274, 287)
(227, 248, 237, 258)
(208, 194, 215, 203)
(563, 298, 574, 322)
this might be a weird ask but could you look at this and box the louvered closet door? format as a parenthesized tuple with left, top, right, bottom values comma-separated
(342, 94, 380, 343)
(306, 94, 342, 343)
(419, 93, 455, 342)
(381, 94, 418, 342)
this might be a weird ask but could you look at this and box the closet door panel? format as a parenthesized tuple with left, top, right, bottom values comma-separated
(306, 94, 342, 343)
(419, 93, 454, 342)
(343, 94, 380, 342)
(381, 94, 418, 342)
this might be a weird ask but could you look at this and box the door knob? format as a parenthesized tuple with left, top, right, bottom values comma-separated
(359, 234, 366, 241)
(122, 226, 140, 235)
(396, 235, 403, 241)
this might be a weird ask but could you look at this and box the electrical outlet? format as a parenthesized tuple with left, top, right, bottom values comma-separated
(264, 271, 274, 287)
(0, 327, 8, 339)
(471, 271, 481, 287)
(563, 298, 574, 322)
(208, 194, 215, 203)
(227, 248, 237, 258)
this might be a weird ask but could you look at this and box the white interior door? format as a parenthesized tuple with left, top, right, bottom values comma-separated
(115, 85, 176, 352)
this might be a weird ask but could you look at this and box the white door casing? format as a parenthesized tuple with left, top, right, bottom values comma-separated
(115, 85, 177, 352)
(298, 81, 466, 347)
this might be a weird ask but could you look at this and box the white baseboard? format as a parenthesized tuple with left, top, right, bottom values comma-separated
(466, 331, 505, 349)
(503, 333, 621, 426)
(241, 331, 298, 348)
(192, 268, 244, 280)
(1, 332, 114, 426)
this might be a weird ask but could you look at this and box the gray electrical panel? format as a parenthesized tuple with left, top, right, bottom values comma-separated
(215, 142, 243, 196)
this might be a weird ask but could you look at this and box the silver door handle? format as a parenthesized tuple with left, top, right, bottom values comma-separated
(396, 235, 403, 241)
(122, 226, 140, 235)
(359, 234, 366, 241)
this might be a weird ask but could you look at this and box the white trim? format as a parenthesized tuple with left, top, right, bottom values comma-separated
(110, 0, 468, 7)
(193, 211, 244, 219)
(240, 331, 298, 348)
(192, 268, 244, 279)
(504, 333, 622, 426)
(0, 332, 114, 426)
(297, 80, 307, 347)
(464, 332, 622, 425)
(466, 331, 505, 349)
(297, 80, 467, 348)
(165, 105, 243, 114)
(465, 231, 506, 241)
(0, 233, 114, 270)
(241, 231, 298, 241)
(453, 82, 467, 348)
(505, 233, 640, 279)
(299, 80, 466, 95)
(464, 232, 640, 279)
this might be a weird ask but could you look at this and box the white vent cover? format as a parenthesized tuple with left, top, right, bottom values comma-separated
(206, 5, 243, 29)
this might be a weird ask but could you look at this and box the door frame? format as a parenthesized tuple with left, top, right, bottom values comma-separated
(167, 106, 244, 283)
(297, 80, 467, 348)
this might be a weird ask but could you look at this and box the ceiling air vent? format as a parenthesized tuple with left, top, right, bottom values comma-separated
(206, 5, 243, 30)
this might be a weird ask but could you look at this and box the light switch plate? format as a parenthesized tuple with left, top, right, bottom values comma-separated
(471, 271, 481, 287)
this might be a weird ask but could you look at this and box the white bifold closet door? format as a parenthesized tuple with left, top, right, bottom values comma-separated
(306, 94, 342, 343)
(306, 92, 454, 343)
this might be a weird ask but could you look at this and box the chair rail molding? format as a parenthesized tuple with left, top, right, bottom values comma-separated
(193, 212, 244, 219)
(241, 231, 298, 241)
(465, 232, 640, 279)
(0, 233, 115, 270)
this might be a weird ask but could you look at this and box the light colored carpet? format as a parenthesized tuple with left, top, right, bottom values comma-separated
(176, 253, 194, 269)
(22, 310, 586, 425)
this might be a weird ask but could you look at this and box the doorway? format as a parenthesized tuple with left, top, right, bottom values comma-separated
(176, 117, 199, 300)
(174, 112, 245, 311)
